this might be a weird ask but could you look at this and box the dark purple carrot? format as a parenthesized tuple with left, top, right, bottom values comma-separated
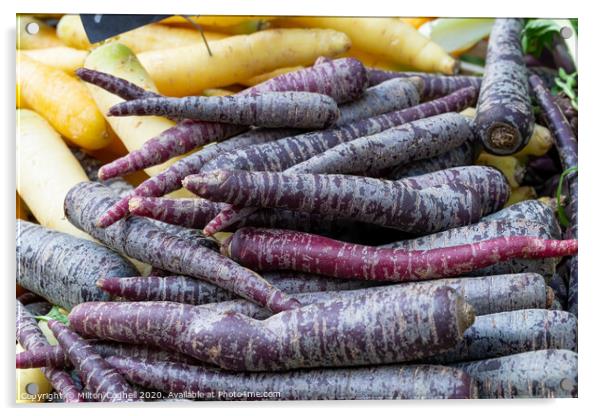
(481, 199, 561, 238)
(16, 220, 138, 309)
(76, 67, 160, 101)
(424, 309, 577, 364)
(453, 349, 577, 398)
(106, 356, 477, 400)
(224, 227, 577, 283)
(109, 92, 340, 129)
(25, 301, 52, 316)
(69, 285, 475, 371)
(387, 142, 476, 180)
(474, 18, 534, 155)
(96, 58, 368, 181)
(16, 301, 82, 402)
(16, 340, 198, 369)
(383, 220, 560, 278)
(64, 182, 301, 313)
(47, 320, 139, 402)
(97, 271, 376, 305)
(185, 170, 483, 234)
(366, 68, 482, 100)
(17, 291, 45, 305)
(550, 34, 577, 74)
(530, 74, 578, 314)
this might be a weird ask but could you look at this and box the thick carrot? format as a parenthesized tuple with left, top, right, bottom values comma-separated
(69, 285, 474, 371)
(16, 301, 82, 402)
(76, 67, 160, 101)
(47, 321, 138, 402)
(225, 228, 577, 282)
(387, 142, 475, 179)
(453, 349, 577, 398)
(425, 309, 577, 364)
(95, 58, 367, 181)
(16, 220, 138, 309)
(482, 199, 560, 236)
(474, 19, 534, 155)
(64, 182, 301, 313)
(107, 356, 476, 400)
(366, 69, 482, 100)
(16, 340, 197, 370)
(383, 220, 560, 278)
(185, 171, 483, 234)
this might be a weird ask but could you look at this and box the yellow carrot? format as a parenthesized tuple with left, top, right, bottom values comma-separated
(476, 153, 525, 188)
(399, 17, 434, 29)
(17, 15, 63, 49)
(21, 47, 88, 75)
(16, 344, 52, 403)
(343, 47, 410, 71)
(278, 17, 457, 74)
(16, 109, 91, 239)
(17, 54, 109, 150)
(202, 88, 236, 96)
(56, 15, 227, 53)
(160, 15, 276, 27)
(239, 66, 304, 87)
(137, 28, 351, 96)
(505, 186, 537, 207)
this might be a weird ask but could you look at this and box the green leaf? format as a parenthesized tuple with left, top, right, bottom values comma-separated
(556, 166, 578, 227)
(570, 19, 578, 36)
(553, 69, 578, 110)
(459, 54, 485, 66)
(36, 305, 69, 325)
(521, 19, 562, 57)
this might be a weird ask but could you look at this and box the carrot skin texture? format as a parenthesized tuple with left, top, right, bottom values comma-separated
(387, 142, 476, 179)
(64, 182, 301, 313)
(108, 92, 341, 129)
(76, 68, 160, 101)
(423, 309, 577, 364)
(226, 228, 577, 282)
(97, 58, 367, 180)
(474, 19, 534, 155)
(453, 349, 577, 398)
(47, 320, 139, 402)
(69, 285, 474, 371)
(16, 301, 82, 402)
(16, 220, 138, 309)
(530, 74, 578, 315)
(16, 341, 198, 369)
(366, 69, 482, 101)
(107, 356, 477, 400)
(383, 220, 560, 279)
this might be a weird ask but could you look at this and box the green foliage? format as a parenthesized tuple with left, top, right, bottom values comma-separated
(521, 19, 561, 57)
(552, 68, 578, 110)
(37, 305, 69, 325)
(556, 166, 578, 227)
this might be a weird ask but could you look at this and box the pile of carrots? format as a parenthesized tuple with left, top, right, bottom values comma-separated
(16, 14, 578, 402)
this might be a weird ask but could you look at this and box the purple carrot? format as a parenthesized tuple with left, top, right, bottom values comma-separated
(475, 18, 534, 155)
(64, 182, 301, 313)
(108, 92, 340, 129)
(185, 170, 483, 234)
(530, 74, 578, 315)
(96, 58, 368, 180)
(76, 67, 160, 101)
(69, 285, 475, 371)
(481, 199, 561, 238)
(97, 272, 378, 305)
(17, 291, 44, 305)
(16, 340, 198, 369)
(25, 301, 52, 316)
(107, 356, 477, 400)
(366, 68, 482, 100)
(224, 227, 577, 283)
(16, 220, 138, 310)
(47, 320, 139, 402)
(387, 142, 476, 179)
(550, 34, 577, 74)
(16, 301, 82, 402)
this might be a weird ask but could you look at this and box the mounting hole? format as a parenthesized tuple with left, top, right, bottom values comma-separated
(25, 22, 39, 35)
(560, 26, 573, 39)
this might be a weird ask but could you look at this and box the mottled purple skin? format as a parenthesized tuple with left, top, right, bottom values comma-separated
(387, 142, 476, 180)
(16, 340, 198, 369)
(552, 93, 578, 135)
(226, 228, 577, 283)
(76, 68, 160, 101)
(423, 309, 577, 364)
(47, 320, 139, 402)
(71, 149, 136, 199)
(16, 301, 82, 402)
(109, 92, 340, 129)
(383, 220, 560, 279)
(527, 66, 558, 89)
(70, 285, 474, 371)
(25, 301, 52, 316)
(550, 34, 577, 74)
(185, 170, 482, 234)
(98, 271, 376, 305)
(290, 113, 474, 176)
(97, 58, 367, 180)
(366, 68, 482, 101)
(16, 220, 138, 310)
(107, 356, 477, 400)
(481, 199, 561, 239)
(530, 74, 578, 315)
(64, 182, 301, 313)
(454, 349, 577, 398)
(475, 18, 534, 155)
